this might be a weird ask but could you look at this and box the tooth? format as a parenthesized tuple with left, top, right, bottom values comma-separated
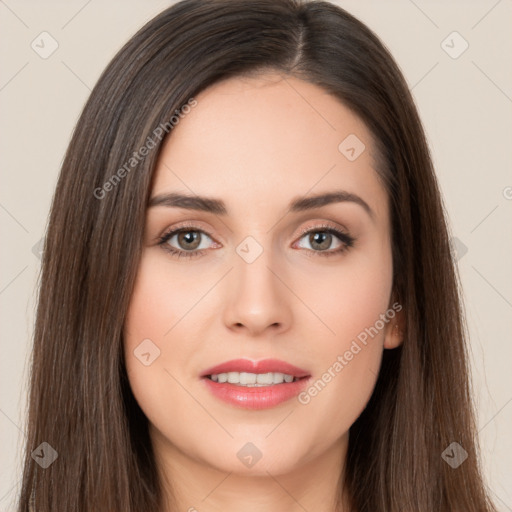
(247, 373, 257, 384)
(227, 372, 239, 384)
(284, 374, 294, 383)
(256, 372, 273, 385)
(273, 372, 284, 384)
(211, 374, 218, 382)
(218, 373, 228, 383)
(239, 372, 257, 385)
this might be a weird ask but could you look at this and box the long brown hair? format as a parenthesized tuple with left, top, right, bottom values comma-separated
(18, 0, 497, 510)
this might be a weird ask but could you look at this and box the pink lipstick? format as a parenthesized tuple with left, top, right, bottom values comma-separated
(200, 358, 311, 410)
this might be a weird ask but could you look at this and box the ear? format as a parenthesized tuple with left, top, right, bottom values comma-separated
(383, 301, 405, 349)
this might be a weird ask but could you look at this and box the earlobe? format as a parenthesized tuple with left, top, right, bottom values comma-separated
(383, 307, 405, 349)
(384, 323, 404, 349)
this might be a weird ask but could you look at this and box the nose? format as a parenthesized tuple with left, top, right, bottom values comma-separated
(222, 247, 293, 337)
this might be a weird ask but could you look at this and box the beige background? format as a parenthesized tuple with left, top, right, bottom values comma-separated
(1, 0, 511, 510)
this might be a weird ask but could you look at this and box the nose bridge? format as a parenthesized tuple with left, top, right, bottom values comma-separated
(233, 232, 279, 301)
(223, 231, 291, 333)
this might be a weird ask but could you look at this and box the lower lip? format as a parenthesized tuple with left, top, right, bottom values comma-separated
(202, 377, 310, 410)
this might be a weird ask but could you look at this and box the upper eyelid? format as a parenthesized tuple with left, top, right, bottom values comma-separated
(295, 221, 350, 237)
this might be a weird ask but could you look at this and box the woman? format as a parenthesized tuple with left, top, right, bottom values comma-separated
(18, 0, 497, 510)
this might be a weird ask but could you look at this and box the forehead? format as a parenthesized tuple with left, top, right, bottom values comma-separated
(151, 72, 388, 223)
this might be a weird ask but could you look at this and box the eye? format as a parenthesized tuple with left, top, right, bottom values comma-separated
(157, 224, 218, 259)
(294, 223, 355, 257)
(157, 222, 355, 259)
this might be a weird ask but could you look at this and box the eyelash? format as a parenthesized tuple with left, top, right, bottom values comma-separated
(157, 222, 356, 260)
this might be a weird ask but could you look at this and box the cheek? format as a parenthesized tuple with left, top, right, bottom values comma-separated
(122, 253, 196, 421)
(330, 260, 392, 345)
(124, 252, 197, 342)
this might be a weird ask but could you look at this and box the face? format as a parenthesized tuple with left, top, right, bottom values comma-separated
(123, 72, 403, 479)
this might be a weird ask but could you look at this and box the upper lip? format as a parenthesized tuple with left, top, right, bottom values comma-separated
(200, 358, 310, 378)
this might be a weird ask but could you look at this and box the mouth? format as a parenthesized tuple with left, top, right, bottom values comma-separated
(200, 358, 311, 409)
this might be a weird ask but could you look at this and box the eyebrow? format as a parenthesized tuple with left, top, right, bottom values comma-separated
(148, 189, 375, 221)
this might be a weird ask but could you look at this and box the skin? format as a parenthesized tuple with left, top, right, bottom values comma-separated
(123, 72, 404, 512)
